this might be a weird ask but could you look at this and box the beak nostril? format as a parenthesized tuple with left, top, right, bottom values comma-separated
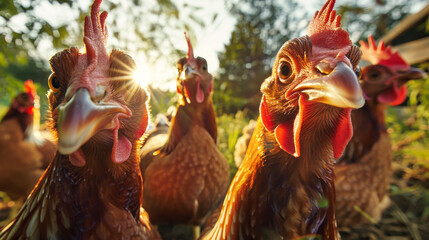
(93, 85, 107, 103)
(316, 62, 333, 75)
(181, 65, 197, 80)
(185, 65, 194, 74)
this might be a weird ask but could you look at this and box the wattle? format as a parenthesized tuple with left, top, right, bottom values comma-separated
(377, 85, 407, 106)
(260, 94, 353, 159)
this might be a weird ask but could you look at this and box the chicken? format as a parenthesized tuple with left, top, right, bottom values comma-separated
(335, 36, 427, 227)
(0, 80, 56, 202)
(200, 0, 364, 239)
(233, 119, 256, 168)
(0, 0, 160, 238)
(23, 80, 57, 169)
(140, 33, 230, 239)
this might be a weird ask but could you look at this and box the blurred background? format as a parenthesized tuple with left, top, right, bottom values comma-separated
(0, 0, 428, 239)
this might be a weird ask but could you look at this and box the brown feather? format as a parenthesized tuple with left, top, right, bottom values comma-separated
(201, 1, 361, 236)
(140, 54, 229, 228)
(0, 47, 160, 239)
(335, 99, 391, 227)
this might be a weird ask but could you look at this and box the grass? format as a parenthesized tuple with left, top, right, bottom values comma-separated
(216, 110, 251, 180)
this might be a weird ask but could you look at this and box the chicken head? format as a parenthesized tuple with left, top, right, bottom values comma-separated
(47, 0, 149, 168)
(176, 33, 213, 105)
(359, 36, 426, 105)
(260, 0, 365, 159)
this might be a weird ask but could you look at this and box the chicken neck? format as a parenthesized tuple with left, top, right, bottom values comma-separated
(1, 139, 143, 237)
(162, 98, 217, 153)
(206, 115, 338, 239)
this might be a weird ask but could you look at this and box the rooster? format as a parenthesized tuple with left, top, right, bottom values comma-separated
(200, 0, 364, 239)
(0, 80, 56, 202)
(140, 33, 230, 240)
(0, 0, 160, 239)
(335, 36, 427, 227)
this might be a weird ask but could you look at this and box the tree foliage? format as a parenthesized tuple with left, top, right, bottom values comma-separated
(103, 0, 208, 62)
(214, 0, 307, 117)
(0, 0, 206, 63)
(0, 0, 211, 116)
(0, 0, 78, 67)
(337, 0, 427, 41)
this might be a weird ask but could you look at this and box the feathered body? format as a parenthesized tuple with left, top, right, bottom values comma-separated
(335, 36, 426, 227)
(0, 1, 159, 239)
(0, 80, 56, 200)
(140, 34, 229, 238)
(0, 119, 44, 201)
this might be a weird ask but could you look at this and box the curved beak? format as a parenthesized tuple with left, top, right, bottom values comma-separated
(396, 67, 427, 85)
(180, 65, 198, 81)
(287, 62, 365, 109)
(57, 88, 127, 154)
(179, 64, 207, 104)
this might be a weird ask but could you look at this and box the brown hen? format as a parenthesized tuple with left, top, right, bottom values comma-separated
(335, 36, 427, 227)
(201, 0, 364, 239)
(140, 33, 230, 240)
(0, 0, 160, 239)
(0, 80, 56, 202)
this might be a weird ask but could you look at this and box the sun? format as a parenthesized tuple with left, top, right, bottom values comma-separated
(132, 59, 152, 89)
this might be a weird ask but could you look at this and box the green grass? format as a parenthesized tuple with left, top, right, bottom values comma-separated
(216, 110, 251, 180)
(0, 105, 7, 118)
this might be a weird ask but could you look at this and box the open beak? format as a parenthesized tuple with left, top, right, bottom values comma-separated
(57, 88, 127, 155)
(287, 62, 365, 109)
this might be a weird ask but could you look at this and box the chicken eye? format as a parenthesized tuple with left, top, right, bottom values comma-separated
(48, 73, 61, 92)
(367, 68, 382, 81)
(278, 61, 293, 83)
(21, 94, 29, 101)
(202, 64, 207, 71)
(354, 66, 361, 78)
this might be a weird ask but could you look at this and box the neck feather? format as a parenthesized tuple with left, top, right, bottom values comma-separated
(162, 99, 217, 153)
(1, 141, 143, 238)
(205, 118, 337, 239)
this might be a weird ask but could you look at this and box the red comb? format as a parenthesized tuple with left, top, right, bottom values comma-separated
(359, 36, 408, 67)
(307, 0, 351, 50)
(24, 79, 37, 99)
(83, 0, 109, 72)
(308, 0, 341, 34)
(184, 32, 195, 63)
